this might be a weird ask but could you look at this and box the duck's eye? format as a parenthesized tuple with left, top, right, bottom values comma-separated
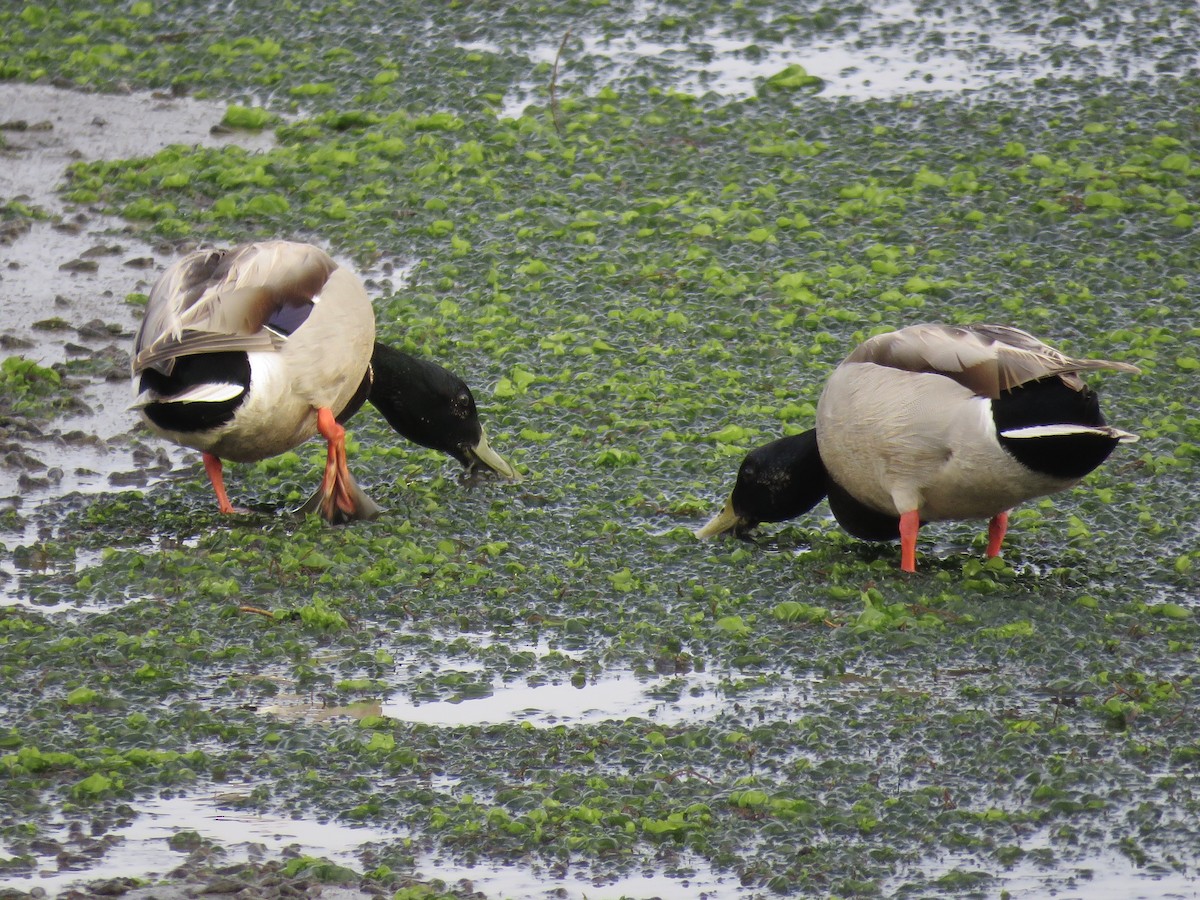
(452, 392, 474, 418)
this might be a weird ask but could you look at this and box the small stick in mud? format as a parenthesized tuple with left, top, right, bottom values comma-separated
(550, 27, 573, 138)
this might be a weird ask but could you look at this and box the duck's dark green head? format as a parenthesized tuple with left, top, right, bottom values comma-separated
(696, 429, 827, 538)
(366, 342, 520, 480)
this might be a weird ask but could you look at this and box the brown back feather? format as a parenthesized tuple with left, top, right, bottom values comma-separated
(132, 242, 338, 375)
(844, 323, 1140, 399)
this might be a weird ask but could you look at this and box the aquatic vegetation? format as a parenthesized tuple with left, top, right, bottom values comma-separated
(1, 0, 1199, 896)
(0, 355, 88, 420)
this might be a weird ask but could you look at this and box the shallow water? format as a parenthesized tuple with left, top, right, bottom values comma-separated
(894, 843, 1200, 900)
(419, 850, 1200, 900)
(474, 0, 1173, 119)
(2, 0, 1198, 895)
(383, 668, 728, 727)
(416, 849, 739, 899)
(3, 794, 385, 897)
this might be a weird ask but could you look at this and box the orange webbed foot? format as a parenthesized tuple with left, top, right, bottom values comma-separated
(296, 408, 382, 524)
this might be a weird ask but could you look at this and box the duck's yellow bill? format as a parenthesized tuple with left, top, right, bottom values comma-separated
(467, 426, 521, 482)
(694, 496, 742, 538)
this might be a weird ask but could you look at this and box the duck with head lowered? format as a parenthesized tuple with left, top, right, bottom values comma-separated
(697, 323, 1139, 572)
(131, 240, 520, 524)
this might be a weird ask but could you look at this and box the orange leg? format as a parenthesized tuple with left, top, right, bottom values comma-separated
(311, 407, 381, 523)
(986, 510, 1009, 558)
(316, 407, 353, 519)
(899, 509, 920, 573)
(202, 452, 239, 515)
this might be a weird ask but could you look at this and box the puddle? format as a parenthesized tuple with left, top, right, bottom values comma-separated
(2, 793, 387, 897)
(475, 0, 1171, 117)
(0, 82, 276, 209)
(255, 665, 734, 730)
(253, 642, 923, 733)
(2, 788, 803, 900)
(997, 855, 1200, 899)
(0, 529, 193, 618)
(383, 669, 729, 727)
(891, 842, 1200, 899)
(417, 850, 744, 900)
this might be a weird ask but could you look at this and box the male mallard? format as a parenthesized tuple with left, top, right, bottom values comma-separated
(132, 240, 519, 523)
(697, 323, 1139, 571)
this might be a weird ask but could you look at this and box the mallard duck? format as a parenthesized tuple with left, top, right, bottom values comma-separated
(697, 323, 1139, 571)
(132, 240, 378, 523)
(131, 240, 520, 523)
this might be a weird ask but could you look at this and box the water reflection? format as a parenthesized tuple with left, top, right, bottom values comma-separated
(2, 793, 385, 897)
(384, 670, 728, 727)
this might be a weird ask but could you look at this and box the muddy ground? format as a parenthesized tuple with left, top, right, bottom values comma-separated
(2, 2, 1199, 899)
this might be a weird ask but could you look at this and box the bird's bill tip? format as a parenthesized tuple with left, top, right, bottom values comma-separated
(694, 497, 741, 539)
(467, 427, 522, 481)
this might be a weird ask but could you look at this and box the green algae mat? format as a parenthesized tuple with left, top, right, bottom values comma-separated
(1, 1, 1199, 897)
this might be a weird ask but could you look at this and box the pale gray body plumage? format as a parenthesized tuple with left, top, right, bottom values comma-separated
(131, 241, 375, 463)
(815, 323, 1139, 523)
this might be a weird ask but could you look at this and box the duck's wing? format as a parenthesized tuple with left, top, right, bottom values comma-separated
(844, 323, 1140, 398)
(132, 242, 338, 376)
